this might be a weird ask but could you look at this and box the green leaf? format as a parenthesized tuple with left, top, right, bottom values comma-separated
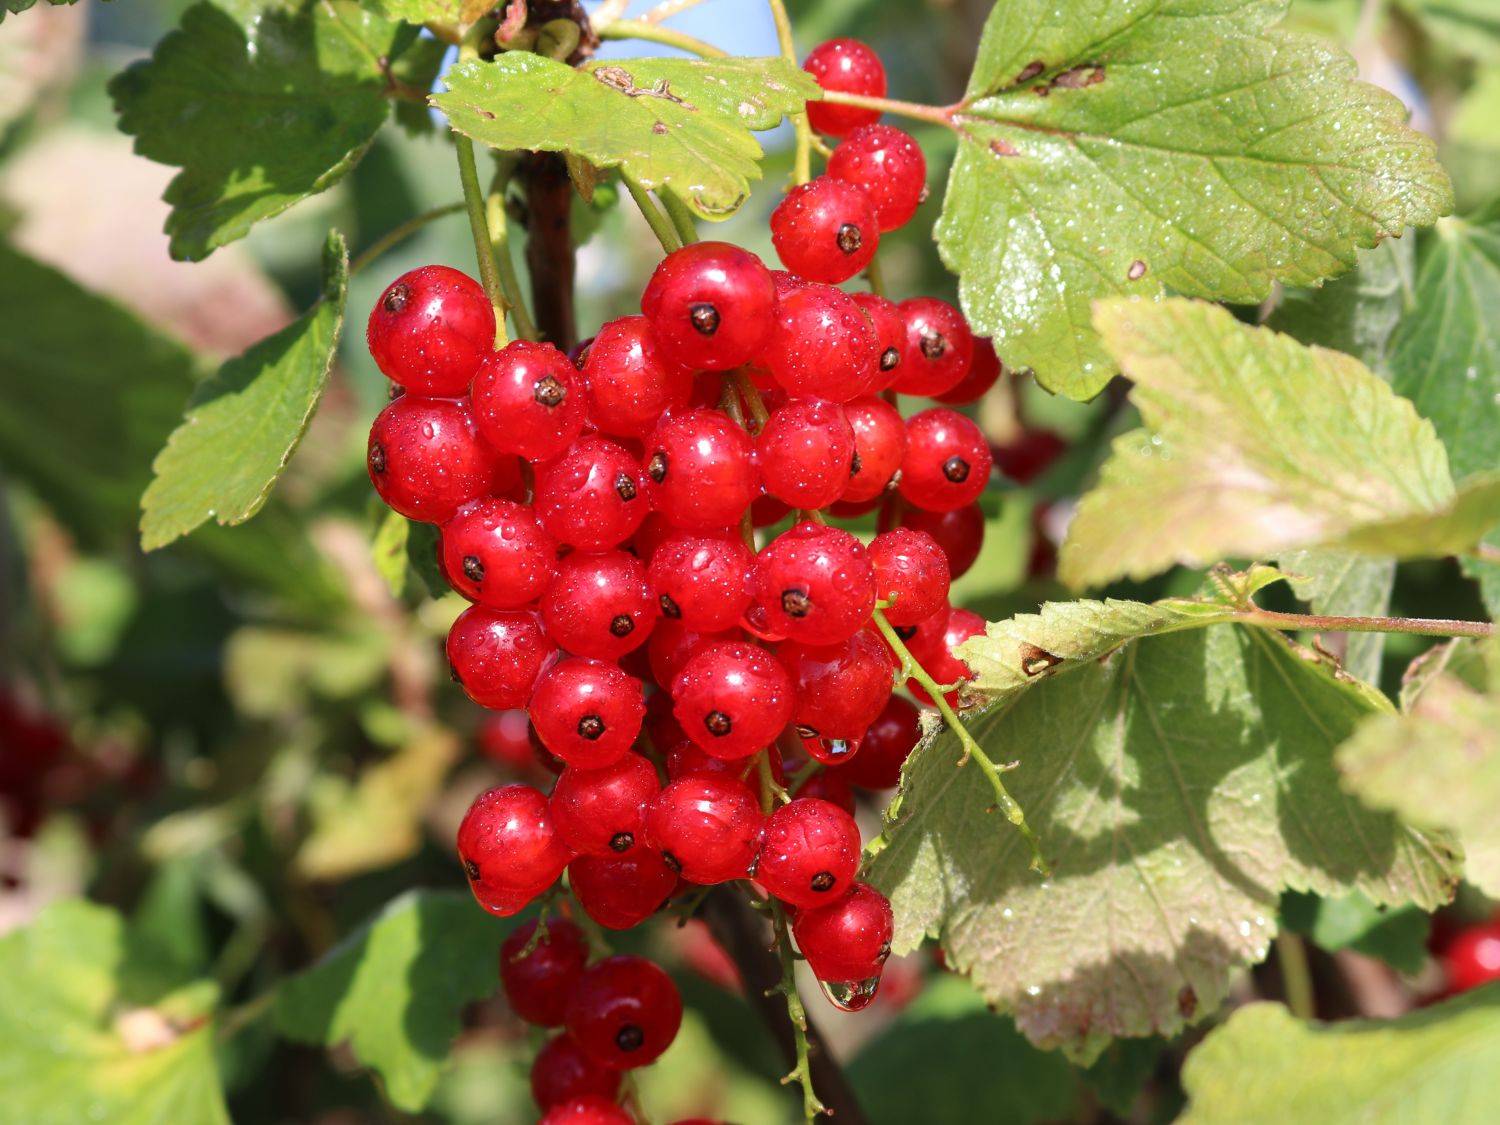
(434, 54, 820, 219)
(275, 890, 512, 1111)
(868, 602, 1458, 1058)
(937, 0, 1452, 398)
(1059, 299, 1500, 588)
(1280, 889, 1428, 974)
(139, 232, 348, 551)
(110, 3, 408, 260)
(1269, 238, 1416, 375)
(0, 0, 108, 21)
(0, 899, 229, 1125)
(1339, 641, 1500, 897)
(1180, 992, 1500, 1122)
(372, 507, 413, 597)
(1278, 550, 1396, 682)
(1396, 0, 1500, 60)
(363, 0, 492, 22)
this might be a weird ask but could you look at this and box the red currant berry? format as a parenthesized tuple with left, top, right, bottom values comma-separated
(477, 709, 536, 773)
(500, 918, 588, 1027)
(795, 767, 856, 815)
(457, 784, 572, 915)
(756, 398, 855, 510)
(534, 436, 652, 551)
(1443, 923, 1500, 993)
(907, 606, 983, 706)
(770, 176, 879, 285)
(761, 282, 879, 403)
(641, 242, 776, 371)
(835, 694, 920, 790)
(529, 658, 644, 769)
(580, 315, 694, 437)
(441, 498, 558, 608)
(849, 293, 906, 392)
(550, 752, 660, 857)
(531, 1034, 622, 1111)
(368, 395, 508, 523)
(892, 298, 973, 397)
(539, 1095, 634, 1125)
(565, 955, 683, 1069)
(899, 409, 992, 512)
(646, 619, 726, 689)
(780, 629, 896, 746)
(868, 527, 950, 626)
(647, 532, 754, 631)
(993, 427, 1068, 485)
(758, 798, 862, 909)
(646, 774, 765, 884)
(568, 849, 678, 930)
(792, 881, 894, 984)
(447, 607, 557, 710)
(752, 493, 793, 529)
(803, 38, 886, 137)
(471, 340, 586, 462)
(541, 551, 656, 661)
(884, 501, 984, 579)
(367, 265, 494, 395)
(827, 125, 927, 232)
(934, 336, 1003, 405)
(749, 522, 876, 645)
(672, 640, 794, 760)
(644, 408, 758, 531)
(840, 395, 906, 503)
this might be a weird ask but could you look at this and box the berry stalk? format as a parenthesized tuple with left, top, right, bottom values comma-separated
(623, 175, 683, 255)
(456, 134, 510, 346)
(770, 899, 828, 1122)
(766, 0, 813, 185)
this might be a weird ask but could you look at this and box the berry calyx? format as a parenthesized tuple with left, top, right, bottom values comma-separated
(646, 531, 755, 632)
(471, 340, 587, 463)
(531, 1034, 623, 1111)
(565, 955, 683, 1069)
(529, 658, 645, 769)
(457, 784, 573, 915)
(757, 797, 862, 909)
(447, 606, 557, 710)
(899, 408, 993, 512)
(580, 315, 694, 437)
(749, 522, 877, 645)
(761, 282, 879, 403)
(827, 125, 927, 232)
(756, 398, 856, 510)
(441, 497, 558, 609)
(645, 774, 765, 884)
(641, 242, 776, 370)
(644, 408, 759, 531)
(368, 395, 510, 523)
(568, 849, 679, 930)
(500, 918, 589, 1027)
(892, 297, 974, 397)
(671, 640, 794, 760)
(540, 550, 657, 661)
(868, 527, 951, 626)
(803, 39, 887, 137)
(770, 175, 880, 285)
(791, 881, 894, 984)
(367, 265, 495, 395)
(550, 752, 660, 857)
(534, 436, 652, 551)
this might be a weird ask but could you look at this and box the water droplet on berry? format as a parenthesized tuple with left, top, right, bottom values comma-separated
(818, 975, 881, 1012)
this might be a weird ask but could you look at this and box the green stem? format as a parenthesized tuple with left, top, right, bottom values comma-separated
(216, 989, 275, 1042)
(732, 369, 771, 429)
(660, 190, 701, 245)
(766, 0, 812, 184)
(623, 175, 682, 254)
(1236, 608, 1493, 639)
(864, 251, 887, 298)
(1276, 932, 1316, 1020)
(486, 192, 540, 341)
(757, 748, 790, 812)
(819, 89, 959, 129)
(598, 19, 728, 57)
(350, 202, 466, 275)
(769, 900, 826, 1122)
(456, 136, 509, 346)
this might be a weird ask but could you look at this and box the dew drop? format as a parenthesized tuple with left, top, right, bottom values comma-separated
(818, 975, 881, 1012)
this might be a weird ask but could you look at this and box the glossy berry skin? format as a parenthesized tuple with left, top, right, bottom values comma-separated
(550, 752, 660, 857)
(993, 427, 1068, 485)
(884, 501, 984, 579)
(868, 527, 951, 627)
(803, 38, 886, 137)
(646, 774, 765, 884)
(368, 395, 507, 523)
(749, 522, 877, 646)
(780, 630, 896, 743)
(441, 498, 558, 609)
(849, 293, 906, 392)
(756, 399, 855, 510)
(477, 709, 536, 772)
(908, 606, 984, 705)
(647, 619, 726, 689)
(796, 767, 857, 815)
(792, 882, 894, 983)
(581, 315, 694, 437)
(565, 955, 683, 1069)
(471, 340, 586, 462)
(534, 436, 652, 551)
(935, 336, 1003, 405)
(641, 242, 776, 371)
(770, 176, 879, 285)
(367, 265, 495, 395)
(836, 694, 920, 790)
(762, 283, 879, 402)
(531, 1034, 622, 1111)
(500, 918, 588, 1027)
(539, 1095, 634, 1125)
(647, 532, 754, 631)
(672, 640, 794, 760)
(447, 607, 557, 710)
(1442, 923, 1500, 993)
(892, 298, 974, 397)
(541, 551, 656, 661)
(758, 798, 862, 910)
(529, 658, 644, 769)
(828, 125, 927, 232)
(569, 849, 679, 930)
(644, 408, 758, 530)
(840, 396, 907, 504)
(666, 739, 748, 781)
(457, 784, 572, 915)
(899, 409, 992, 512)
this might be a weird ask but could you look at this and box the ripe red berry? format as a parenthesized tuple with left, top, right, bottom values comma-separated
(646, 774, 765, 883)
(836, 694, 920, 790)
(647, 532, 754, 631)
(803, 39, 886, 137)
(792, 882, 894, 983)
(531, 1034, 623, 1111)
(672, 640, 794, 760)
(849, 293, 906, 392)
(646, 619, 726, 689)
(758, 798, 862, 909)
(550, 752, 660, 857)
(368, 395, 508, 523)
(500, 918, 589, 1026)
(1442, 923, 1500, 993)
(868, 527, 951, 626)
(477, 709, 536, 772)
(899, 409, 992, 512)
(749, 522, 877, 645)
(641, 242, 776, 371)
(539, 1095, 634, 1125)
(761, 282, 879, 402)
(565, 955, 683, 1069)
(471, 340, 586, 462)
(580, 315, 694, 437)
(529, 658, 645, 769)
(447, 606, 557, 710)
(534, 436, 652, 551)
(840, 395, 907, 503)
(457, 784, 572, 915)
(770, 176, 879, 285)
(828, 125, 927, 232)
(541, 551, 656, 661)
(756, 399, 855, 510)
(644, 408, 758, 531)
(441, 498, 558, 608)
(993, 427, 1068, 485)
(907, 606, 983, 705)
(780, 630, 896, 750)
(892, 298, 973, 397)
(884, 501, 984, 578)
(569, 849, 678, 930)
(935, 337, 1003, 405)
(664, 738, 749, 782)
(367, 265, 494, 395)
(795, 767, 856, 815)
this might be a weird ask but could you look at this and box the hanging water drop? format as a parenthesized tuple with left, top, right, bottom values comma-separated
(818, 975, 882, 1012)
